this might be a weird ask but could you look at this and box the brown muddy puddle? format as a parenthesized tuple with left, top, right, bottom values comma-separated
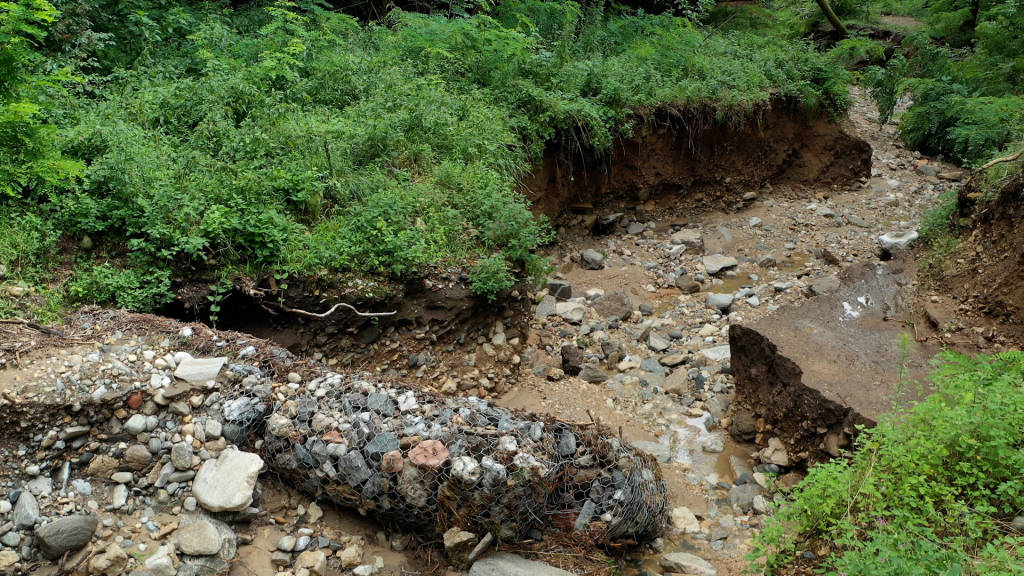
(709, 253, 810, 296)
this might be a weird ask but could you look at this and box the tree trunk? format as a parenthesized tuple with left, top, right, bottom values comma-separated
(814, 0, 849, 37)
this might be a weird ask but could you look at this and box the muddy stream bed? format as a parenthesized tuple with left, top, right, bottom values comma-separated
(0, 88, 970, 576)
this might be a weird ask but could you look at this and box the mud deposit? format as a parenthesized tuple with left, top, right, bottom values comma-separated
(522, 104, 872, 218)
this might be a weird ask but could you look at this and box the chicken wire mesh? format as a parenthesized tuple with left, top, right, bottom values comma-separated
(209, 371, 667, 544)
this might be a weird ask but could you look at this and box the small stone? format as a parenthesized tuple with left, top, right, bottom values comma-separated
(660, 552, 717, 576)
(381, 451, 404, 474)
(173, 357, 227, 383)
(728, 484, 762, 512)
(555, 301, 586, 324)
(171, 442, 194, 471)
(89, 543, 129, 576)
(647, 332, 671, 352)
(278, 535, 297, 552)
(452, 457, 482, 484)
(443, 527, 477, 565)
(578, 363, 609, 383)
(13, 492, 39, 529)
(35, 515, 99, 559)
(145, 546, 177, 576)
(267, 413, 296, 438)
(671, 507, 701, 534)
(174, 519, 223, 556)
(545, 280, 572, 301)
(338, 543, 364, 569)
(191, 448, 264, 512)
(580, 249, 605, 270)
(296, 550, 328, 575)
(702, 254, 738, 275)
(810, 276, 840, 296)
(535, 295, 557, 319)
(111, 484, 129, 509)
(706, 292, 733, 311)
(124, 414, 148, 435)
(877, 230, 919, 253)
(592, 290, 634, 320)
(271, 550, 292, 566)
(0, 550, 17, 571)
(124, 444, 153, 470)
(702, 436, 725, 453)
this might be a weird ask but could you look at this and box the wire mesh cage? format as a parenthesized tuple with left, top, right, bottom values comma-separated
(212, 371, 667, 545)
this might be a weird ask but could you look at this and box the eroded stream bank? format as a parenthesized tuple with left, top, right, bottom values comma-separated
(0, 90, 969, 576)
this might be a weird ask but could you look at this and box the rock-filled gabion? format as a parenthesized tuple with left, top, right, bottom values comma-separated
(215, 373, 667, 543)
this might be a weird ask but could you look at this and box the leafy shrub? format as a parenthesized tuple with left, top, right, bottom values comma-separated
(468, 254, 515, 300)
(753, 351, 1024, 575)
(1, 0, 82, 199)
(67, 262, 172, 310)
(0, 209, 58, 281)
(860, 0, 1024, 166)
(918, 188, 958, 242)
(1, 0, 853, 307)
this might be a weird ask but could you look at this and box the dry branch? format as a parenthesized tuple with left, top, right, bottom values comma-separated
(277, 302, 397, 318)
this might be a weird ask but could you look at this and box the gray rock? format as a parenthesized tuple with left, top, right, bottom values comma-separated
(469, 552, 574, 576)
(452, 456, 482, 484)
(630, 441, 672, 463)
(698, 345, 731, 363)
(581, 249, 605, 270)
(877, 230, 918, 253)
(535, 295, 557, 319)
(706, 292, 733, 311)
(702, 436, 725, 453)
(174, 519, 223, 556)
(13, 492, 39, 530)
(124, 414, 148, 435)
(271, 550, 292, 566)
(171, 442, 194, 471)
(702, 254, 738, 275)
(659, 552, 717, 576)
(626, 222, 646, 235)
(728, 484, 763, 512)
(175, 515, 237, 576)
(592, 291, 634, 320)
(810, 276, 841, 296)
(1, 532, 21, 547)
(578, 363, 609, 383)
(555, 301, 586, 324)
(556, 431, 577, 457)
(846, 214, 871, 228)
(191, 448, 264, 512)
(111, 484, 129, 509)
(35, 515, 98, 559)
(338, 451, 372, 485)
(640, 357, 666, 375)
(647, 332, 671, 352)
(278, 535, 297, 552)
(367, 393, 396, 416)
(365, 432, 400, 460)
(174, 357, 227, 383)
(670, 229, 704, 250)
(444, 528, 477, 565)
(545, 280, 572, 301)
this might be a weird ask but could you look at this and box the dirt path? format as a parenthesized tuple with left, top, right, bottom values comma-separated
(499, 87, 963, 575)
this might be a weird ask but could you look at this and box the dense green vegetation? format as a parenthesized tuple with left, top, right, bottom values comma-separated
(0, 0, 852, 313)
(754, 351, 1024, 575)
(712, 0, 1023, 166)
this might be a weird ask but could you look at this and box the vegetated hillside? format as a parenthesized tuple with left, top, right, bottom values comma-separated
(0, 0, 851, 317)
(709, 0, 1023, 167)
(754, 351, 1024, 575)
